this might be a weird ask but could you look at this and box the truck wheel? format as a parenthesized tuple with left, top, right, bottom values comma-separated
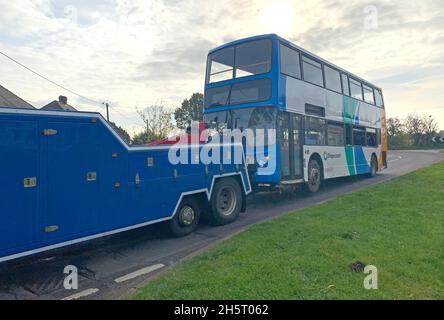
(369, 155, 378, 178)
(306, 158, 322, 193)
(209, 177, 242, 226)
(167, 197, 200, 237)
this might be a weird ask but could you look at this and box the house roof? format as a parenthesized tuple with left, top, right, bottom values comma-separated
(41, 100, 77, 112)
(0, 84, 35, 109)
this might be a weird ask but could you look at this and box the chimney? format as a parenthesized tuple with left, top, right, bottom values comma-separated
(59, 95, 68, 105)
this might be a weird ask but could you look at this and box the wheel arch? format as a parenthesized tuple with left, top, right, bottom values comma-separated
(308, 152, 324, 180)
(371, 152, 378, 170)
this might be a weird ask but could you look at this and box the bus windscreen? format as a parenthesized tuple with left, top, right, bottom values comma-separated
(207, 39, 272, 84)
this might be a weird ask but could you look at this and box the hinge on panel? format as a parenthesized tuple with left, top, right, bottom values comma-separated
(86, 172, 97, 181)
(42, 129, 58, 136)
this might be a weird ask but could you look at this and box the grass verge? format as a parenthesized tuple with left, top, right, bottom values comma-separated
(134, 162, 444, 299)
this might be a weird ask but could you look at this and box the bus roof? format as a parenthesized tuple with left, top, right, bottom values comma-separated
(208, 34, 382, 91)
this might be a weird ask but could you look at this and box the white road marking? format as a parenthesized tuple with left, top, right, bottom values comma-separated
(388, 156, 403, 163)
(114, 264, 165, 283)
(62, 288, 99, 300)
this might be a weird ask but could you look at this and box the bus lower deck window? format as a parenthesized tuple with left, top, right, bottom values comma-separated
(305, 117, 326, 145)
(327, 123, 345, 146)
(366, 128, 377, 147)
(353, 127, 366, 146)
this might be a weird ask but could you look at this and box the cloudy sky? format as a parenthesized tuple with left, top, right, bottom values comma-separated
(0, 0, 443, 134)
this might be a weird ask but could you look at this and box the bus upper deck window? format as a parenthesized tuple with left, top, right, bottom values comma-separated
(302, 56, 324, 87)
(342, 74, 350, 96)
(207, 39, 272, 84)
(235, 39, 272, 78)
(350, 78, 363, 101)
(363, 85, 375, 105)
(280, 44, 301, 79)
(208, 47, 234, 83)
(324, 65, 341, 93)
(375, 89, 384, 108)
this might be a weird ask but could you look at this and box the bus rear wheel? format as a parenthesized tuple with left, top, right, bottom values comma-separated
(167, 197, 201, 237)
(306, 159, 322, 193)
(209, 177, 242, 226)
(369, 155, 378, 178)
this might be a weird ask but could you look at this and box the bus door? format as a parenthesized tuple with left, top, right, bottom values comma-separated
(291, 114, 303, 178)
(279, 112, 303, 181)
(279, 112, 291, 180)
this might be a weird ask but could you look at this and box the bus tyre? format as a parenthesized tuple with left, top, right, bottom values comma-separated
(209, 177, 242, 226)
(369, 155, 378, 178)
(306, 159, 322, 193)
(168, 197, 200, 237)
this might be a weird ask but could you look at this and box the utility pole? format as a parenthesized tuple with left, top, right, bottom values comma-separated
(103, 102, 110, 122)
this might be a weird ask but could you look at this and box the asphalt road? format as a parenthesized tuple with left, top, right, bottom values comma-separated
(0, 150, 443, 300)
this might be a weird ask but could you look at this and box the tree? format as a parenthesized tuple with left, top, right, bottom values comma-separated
(132, 131, 152, 145)
(386, 117, 403, 147)
(422, 115, 438, 146)
(135, 104, 174, 144)
(108, 121, 131, 144)
(174, 93, 204, 129)
(404, 114, 425, 147)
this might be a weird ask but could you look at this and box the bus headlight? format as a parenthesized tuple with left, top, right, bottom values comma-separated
(258, 159, 266, 167)
(258, 156, 270, 168)
(246, 156, 255, 165)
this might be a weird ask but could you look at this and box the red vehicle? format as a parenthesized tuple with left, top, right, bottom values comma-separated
(148, 122, 208, 146)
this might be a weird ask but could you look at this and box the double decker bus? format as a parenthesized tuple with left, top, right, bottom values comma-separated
(203, 34, 388, 193)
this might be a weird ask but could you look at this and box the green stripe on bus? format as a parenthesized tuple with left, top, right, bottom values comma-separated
(345, 146, 356, 176)
(342, 96, 360, 124)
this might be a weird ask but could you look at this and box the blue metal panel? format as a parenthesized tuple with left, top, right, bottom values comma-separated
(39, 121, 101, 244)
(0, 119, 39, 256)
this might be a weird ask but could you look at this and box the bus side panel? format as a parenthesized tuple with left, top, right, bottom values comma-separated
(0, 119, 39, 255)
(354, 146, 371, 174)
(303, 145, 379, 180)
(303, 146, 350, 180)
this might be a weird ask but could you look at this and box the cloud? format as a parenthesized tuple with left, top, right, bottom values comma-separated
(0, 0, 443, 133)
(133, 38, 215, 82)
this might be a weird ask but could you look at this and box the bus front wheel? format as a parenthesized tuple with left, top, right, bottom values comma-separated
(306, 159, 322, 193)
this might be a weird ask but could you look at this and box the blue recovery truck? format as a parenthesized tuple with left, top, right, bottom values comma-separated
(0, 107, 251, 263)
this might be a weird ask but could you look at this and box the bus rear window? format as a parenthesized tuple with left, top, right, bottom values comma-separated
(205, 79, 272, 108)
